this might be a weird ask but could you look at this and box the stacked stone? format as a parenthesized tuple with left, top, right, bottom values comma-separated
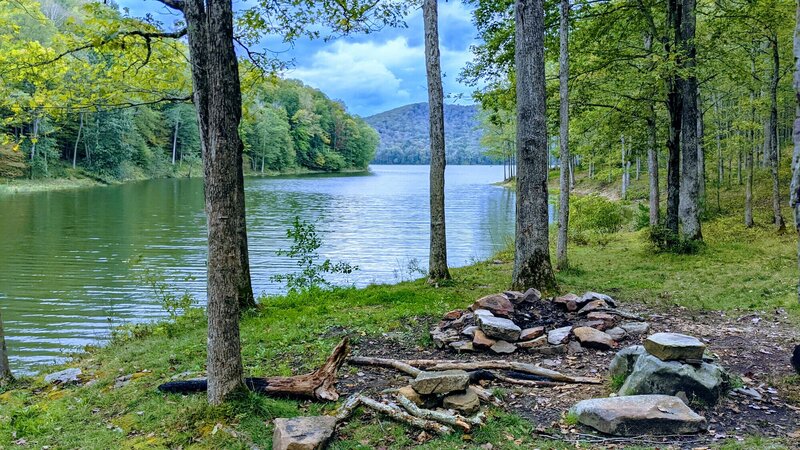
(431, 290, 650, 355)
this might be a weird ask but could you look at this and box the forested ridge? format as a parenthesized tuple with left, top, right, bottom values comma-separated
(0, 1, 377, 184)
(365, 102, 492, 165)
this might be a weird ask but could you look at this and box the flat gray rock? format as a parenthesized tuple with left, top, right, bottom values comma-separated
(44, 368, 81, 385)
(644, 333, 706, 361)
(478, 315, 521, 341)
(273, 416, 337, 450)
(547, 326, 572, 345)
(443, 387, 481, 415)
(573, 326, 615, 350)
(461, 325, 479, 337)
(605, 327, 627, 341)
(581, 291, 618, 308)
(411, 370, 470, 395)
(490, 340, 517, 354)
(620, 322, 650, 335)
(571, 395, 706, 436)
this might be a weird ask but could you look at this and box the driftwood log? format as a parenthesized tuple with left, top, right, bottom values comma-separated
(348, 356, 601, 384)
(337, 394, 454, 434)
(158, 338, 350, 401)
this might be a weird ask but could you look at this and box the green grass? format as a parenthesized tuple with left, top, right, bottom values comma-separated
(1, 160, 799, 449)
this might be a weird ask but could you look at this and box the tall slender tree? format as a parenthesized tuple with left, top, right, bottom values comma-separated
(665, 0, 683, 236)
(423, 0, 451, 283)
(790, 0, 800, 303)
(513, 0, 556, 291)
(556, 0, 570, 270)
(678, 0, 702, 241)
(768, 32, 787, 231)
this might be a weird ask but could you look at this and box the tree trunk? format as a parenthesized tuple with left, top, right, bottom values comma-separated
(665, 0, 682, 236)
(0, 310, 12, 386)
(556, 0, 570, 271)
(769, 36, 786, 231)
(697, 92, 706, 208)
(746, 91, 756, 228)
(790, 0, 800, 303)
(714, 94, 723, 212)
(647, 113, 659, 226)
(172, 117, 180, 165)
(73, 112, 83, 169)
(677, 0, 701, 241)
(621, 135, 628, 200)
(423, 0, 450, 282)
(513, 0, 556, 291)
(181, 0, 255, 404)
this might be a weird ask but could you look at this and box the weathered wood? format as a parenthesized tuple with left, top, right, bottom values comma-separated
(396, 394, 474, 432)
(357, 395, 454, 434)
(348, 356, 421, 377)
(159, 338, 349, 401)
(494, 372, 562, 387)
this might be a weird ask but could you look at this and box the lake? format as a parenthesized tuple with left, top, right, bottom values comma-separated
(0, 165, 526, 374)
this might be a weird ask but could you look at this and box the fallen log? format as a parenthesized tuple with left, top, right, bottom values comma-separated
(347, 356, 421, 377)
(395, 394, 485, 432)
(158, 338, 350, 401)
(354, 357, 600, 384)
(341, 395, 454, 434)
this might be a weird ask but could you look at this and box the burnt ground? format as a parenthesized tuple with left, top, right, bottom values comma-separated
(335, 304, 800, 449)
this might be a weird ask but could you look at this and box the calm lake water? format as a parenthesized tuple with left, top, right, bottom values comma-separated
(0, 165, 525, 373)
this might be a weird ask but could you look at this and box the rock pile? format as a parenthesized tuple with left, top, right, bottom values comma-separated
(431, 290, 650, 355)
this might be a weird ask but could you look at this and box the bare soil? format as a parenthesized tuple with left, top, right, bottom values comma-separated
(337, 304, 800, 449)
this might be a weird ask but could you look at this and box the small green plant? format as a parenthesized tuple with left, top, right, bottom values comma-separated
(271, 217, 358, 293)
(610, 373, 627, 391)
(130, 256, 195, 323)
(563, 411, 580, 426)
(570, 194, 627, 235)
(648, 225, 705, 254)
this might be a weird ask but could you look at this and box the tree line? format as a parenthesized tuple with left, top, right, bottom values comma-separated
(0, 1, 377, 183)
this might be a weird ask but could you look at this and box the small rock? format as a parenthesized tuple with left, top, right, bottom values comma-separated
(471, 294, 514, 317)
(272, 416, 337, 450)
(473, 309, 494, 317)
(398, 385, 425, 406)
(733, 387, 762, 401)
(473, 329, 497, 349)
(519, 326, 545, 341)
(547, 326, 572, 345)
(450, 341, 474, 353)
(443, 310, 463, 320)
(567, 340, 585, 354)
(502, 291, 525, 302)
(431, 328, 460, 349)
(478, 315, 521, 341)
(490, 340, 517, 354)
(571, 395, 706, 436)
(587, 312, 616, 323)
(411, 370, 470, 395)
(518, 335, 548, 349)
(581, 291, 618, 308)
(442, 387, 481, 415)
(44, 368, 82, 385)
(553, 293, 580, 311)
(522, 288, 542, 302)
(619, 322, 650, 335)
(577, 299, 609, 314)
(644, 333, 706, 362)
(462, 326, 479, 338)
(573, 327, 616, 350)
(582, 320, 608, 331)
(532, 344, 566, 355)
(605, 327, 627, 341)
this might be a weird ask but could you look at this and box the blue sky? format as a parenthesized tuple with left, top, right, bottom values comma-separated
(116, 1, 480, 117)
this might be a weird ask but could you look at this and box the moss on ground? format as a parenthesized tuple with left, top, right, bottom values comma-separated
(1, 162, 798, 449)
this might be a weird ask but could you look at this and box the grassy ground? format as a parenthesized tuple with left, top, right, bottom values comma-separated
(1, 162, 798, 449)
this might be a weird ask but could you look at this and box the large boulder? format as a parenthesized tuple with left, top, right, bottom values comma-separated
(609, 345, 646, 380)
(573, 327, 615, 350)
(471, 294, 514, 317)
(571, 395, 706, 436)
(478, 315, 521, 341)
(644, 333, 706, 362)
(411, 370, 470, 395)
(618, 352, 730, 404)
(272, 416, 337, 450)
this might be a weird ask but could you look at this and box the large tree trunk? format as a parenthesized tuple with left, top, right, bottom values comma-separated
(697, 92, 706, 208)
(665, 0, 682, 236)
(0, 310, 12, 386)
(678, 0, 701, 241)
(791, 0, 800, 303)
(746, 92, 756, 228)
(645, 33, 659, 227)
(182, 0, 253, 404)
(423, 0, 450, 282)
(73, 112, 83, 169)
(769, 36, 786, 232)
(556, 0, 570, 271)
(513, 0, 556, 291)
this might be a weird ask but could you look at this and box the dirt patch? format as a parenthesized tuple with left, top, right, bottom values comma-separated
(338, 305, 800, 448)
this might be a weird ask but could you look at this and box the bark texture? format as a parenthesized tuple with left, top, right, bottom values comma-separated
(769, 36, 786, 231)
(665, 0, 682, 236)
(423, 0, 450, 282)
(790, 0, 800, 303)
(182, 0, 250, 404)
(645, 34, 659, 227)
(678, 0, 701, 241)
(556, 0, 570, 270)
(513, 0, 556, 291)
(0, 310, 12, 385)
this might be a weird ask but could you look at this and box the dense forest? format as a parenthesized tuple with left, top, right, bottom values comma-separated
(0, 1, 377, 183)
(365, 102, 492, 165)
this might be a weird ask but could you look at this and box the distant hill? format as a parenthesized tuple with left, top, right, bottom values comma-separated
(364, 103, 492, 165)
